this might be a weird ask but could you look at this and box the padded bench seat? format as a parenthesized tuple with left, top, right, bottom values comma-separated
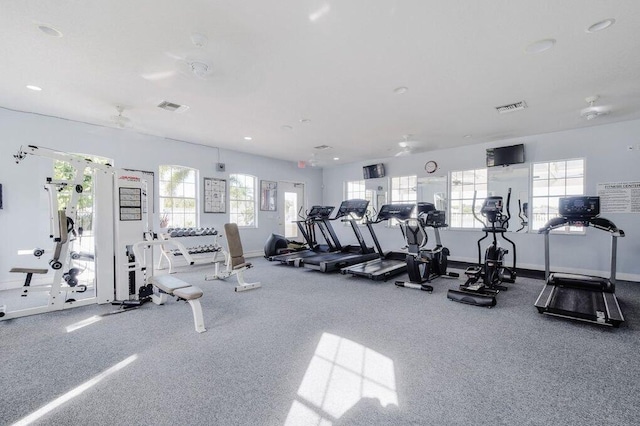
(151, 275, 192, 294)
(10, 267, 49, 289)
(149, 274, 206, 333)
(10, 268, 48, 274)
(173, 286, 203, 300)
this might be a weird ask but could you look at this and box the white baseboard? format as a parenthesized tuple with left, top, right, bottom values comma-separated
(245, 250, 265, 259)
(449, 256, 640, 283)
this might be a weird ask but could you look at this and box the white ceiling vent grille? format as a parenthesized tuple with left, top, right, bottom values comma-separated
(314, 144, 332, 150)
(495, 101, 528, 114)
(157, 101, 190, 113)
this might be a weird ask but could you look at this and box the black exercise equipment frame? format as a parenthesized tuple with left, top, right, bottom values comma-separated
(447, 188, 517, 307)
(534, 196, 625, 327)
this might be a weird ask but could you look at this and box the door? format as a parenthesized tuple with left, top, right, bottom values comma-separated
(277, 181, 305, 240)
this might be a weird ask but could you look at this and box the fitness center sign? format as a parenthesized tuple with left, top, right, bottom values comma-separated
(596, 181, 640, 213)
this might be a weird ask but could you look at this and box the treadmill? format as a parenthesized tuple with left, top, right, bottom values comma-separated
(297, 199, 380, 272)
(340, 203, 416, 281)
(268, 206, 339, 265)
(534, 196, 625, 327)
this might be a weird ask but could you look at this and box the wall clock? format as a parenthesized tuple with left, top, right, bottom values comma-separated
(425, 160, 438, 174)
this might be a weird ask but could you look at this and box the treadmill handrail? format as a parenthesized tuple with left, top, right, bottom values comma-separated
(539, 216, 625, 237)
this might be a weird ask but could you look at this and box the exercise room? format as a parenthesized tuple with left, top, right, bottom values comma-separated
(1, 1, 639, 425)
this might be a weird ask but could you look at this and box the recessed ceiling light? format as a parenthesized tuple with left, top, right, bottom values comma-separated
(525, 38, 556, 54)
(299, 118, 311, 124)
(394, 86, 408, 94)
(281, 125, 293, 131)
(398, 141, 408, 148)
(26, 85, 42, 91)
(37, 24, 63, 37)
(586, 19, 616, 33)
(244, 136, 252, 141)
(463, 134, 472, 138)
(333, 157, 339, 161)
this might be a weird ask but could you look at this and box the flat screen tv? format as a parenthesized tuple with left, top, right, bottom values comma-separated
(363, 163, 385, 179)
(486, 144, 525, 167)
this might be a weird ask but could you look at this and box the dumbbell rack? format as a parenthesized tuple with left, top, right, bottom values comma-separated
(157, 227, 228, 273)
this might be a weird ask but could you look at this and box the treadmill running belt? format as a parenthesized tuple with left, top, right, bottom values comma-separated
(549, 287, 606, 320)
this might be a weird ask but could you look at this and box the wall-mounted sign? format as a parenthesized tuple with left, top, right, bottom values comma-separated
(596, 181, 640, 213)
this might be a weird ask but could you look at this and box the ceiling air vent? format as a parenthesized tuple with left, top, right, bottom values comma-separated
(314, 144, 332, 150)
(157, 101, 190, 113)
(495, 101, 528, 114)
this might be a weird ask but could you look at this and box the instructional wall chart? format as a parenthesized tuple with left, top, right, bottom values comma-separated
(596, 181, 640, 213)
(204, 177, 226, 213)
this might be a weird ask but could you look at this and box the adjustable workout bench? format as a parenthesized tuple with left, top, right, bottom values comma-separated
(205, 223, 261, 292)
(132, 240, 206, 333)
(149, 275, 206, 333)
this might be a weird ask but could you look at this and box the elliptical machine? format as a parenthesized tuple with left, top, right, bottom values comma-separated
(447, 189, 517, 307)
(395, 202, 459, 292)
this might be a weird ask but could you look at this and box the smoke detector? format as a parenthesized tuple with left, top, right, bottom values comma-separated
(190, 33, 208, 48)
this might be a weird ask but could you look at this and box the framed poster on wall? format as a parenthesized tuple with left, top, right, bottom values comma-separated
(204, 177, 226, 213)
(260, 180, 277, 211)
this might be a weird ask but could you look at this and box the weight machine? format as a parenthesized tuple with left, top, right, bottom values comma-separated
(1, 145, 152, 320)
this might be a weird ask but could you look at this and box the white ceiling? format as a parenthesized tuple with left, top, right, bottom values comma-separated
(2, 1, 639, 166)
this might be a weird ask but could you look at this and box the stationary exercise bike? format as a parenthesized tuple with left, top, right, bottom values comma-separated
(447, 189, 517, 307)
(395, 203, 459, 292)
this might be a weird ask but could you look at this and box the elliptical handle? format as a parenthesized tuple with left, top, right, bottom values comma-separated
(504, 187, 512, 226)
(471, 190, 483, 225)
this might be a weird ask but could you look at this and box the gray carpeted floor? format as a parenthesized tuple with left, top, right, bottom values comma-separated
(1, 258, 639, 426)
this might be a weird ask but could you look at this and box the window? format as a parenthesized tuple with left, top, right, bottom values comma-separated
(390, 175, 417, 225)
(159, 165, 197, 228)
(450, 169, 487, 228)
(54, 155, 113, 237)
(230, 173, 257, 227)
(531, 159, 584, 232)
(345, 180, 375, 223)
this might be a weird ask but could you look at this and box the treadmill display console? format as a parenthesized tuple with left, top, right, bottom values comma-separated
(308, 205, 334, 219)
(377, 203, 415, 221)
(417, 202, 436, 215)
(337, 199, 370, 218)
(559, 196, 600, 218)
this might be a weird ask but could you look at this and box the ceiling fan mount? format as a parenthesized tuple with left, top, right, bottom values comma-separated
(110, 105, 132, 129)
(580, 95, 612, 120)
(394, 134, 420, 156)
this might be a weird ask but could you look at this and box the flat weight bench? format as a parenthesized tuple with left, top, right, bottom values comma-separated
(150, 275, 206, 333)
(10, 267, 49, 296)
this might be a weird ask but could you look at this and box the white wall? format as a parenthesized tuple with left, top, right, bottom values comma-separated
(0, 108, 322, 287)
(323, 120, 640, 281)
